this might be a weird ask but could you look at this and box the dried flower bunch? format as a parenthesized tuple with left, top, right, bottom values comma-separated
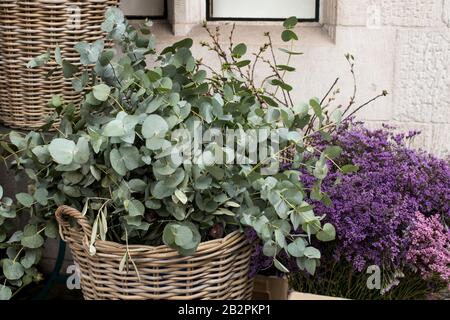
(251, 122, 449, 297)
(302, 122, 449, 273)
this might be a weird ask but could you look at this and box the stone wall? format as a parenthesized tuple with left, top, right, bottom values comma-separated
(333, 0, 449, 156)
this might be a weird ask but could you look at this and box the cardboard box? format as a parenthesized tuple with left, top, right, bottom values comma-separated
(288, 292, 347, 300)
(252, 275, 289, 300)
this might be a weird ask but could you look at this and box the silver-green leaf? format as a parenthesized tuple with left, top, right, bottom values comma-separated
(48, 138, 76, 165)
(92, 84, 111, 101)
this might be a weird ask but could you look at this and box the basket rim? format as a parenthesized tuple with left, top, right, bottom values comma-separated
(57, 206, 248, 255)
(83, 229, 246, 252)
(58, 204, 247, 256)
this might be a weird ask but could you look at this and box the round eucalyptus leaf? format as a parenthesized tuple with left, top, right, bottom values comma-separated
(262, 240, 278, 257)
(273, 200, 289, 219)
(274, 259, 289, 273)
(313, 160, 328, 180)
(128, 179, 147, 192)
(15, 193, 34, 208)
(304, 246, 321, 259)
(232, 43, 247, 58)
(287, 238, 306, 257)
(283, 16, 298, 29)
(92, 84, 111, 101)
(119, 146, 141, 171)
(145, 199, 161, 210)
(32, 145, 51, 164)
(63, 186, 81, 198)
(74, 137, 90, 164)
(194, 176, 212, 190)
(167, 202, 186, 220)
(145, 96, 164, 114)
(316, 223, 336, 242)
(283, 188, 303, 206)
(141, 155, 152, 164)
(33, 188, 48, 206)
(153, 160, 177, 176)
(124, 199, 145, 217)
(145, 137, 166, 150)
(162, 223, 176, 245)
(281, 29, 298, 42)
(174, 225, 193, 247)
(21, 233, 44, 249)
(163, 168, 185, 188)
(20, 249, 39, 269)
(142, 115, 168, 139)
(48, 138, 76, 165)
(2, 259, 24, 280)
(304, 258, 317, 275)
(102, 119, 125, 137)
(0, 285, 12, 301)
(151, 181, 174, 199)
(174, 189, 188, 204)
(110, 149, 127, 176)
(160, 77, 173, 90)
(44, 221, 58, 239)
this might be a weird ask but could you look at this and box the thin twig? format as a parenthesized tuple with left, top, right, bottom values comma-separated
(251, 44, 269, 83)
(274, 39, 295, 106)
(265, 33, 289, 107)
(345, 91, 388, 120)
(320, 77, 340, 106)
(342, 55, 357, 117)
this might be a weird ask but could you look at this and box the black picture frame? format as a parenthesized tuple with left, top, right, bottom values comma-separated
(206, 0, 320, 22)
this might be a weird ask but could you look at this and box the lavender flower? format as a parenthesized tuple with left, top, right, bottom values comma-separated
(301, 122, 450, 272)
(245, 227, 272, 277)
(249, 121, 450, 282)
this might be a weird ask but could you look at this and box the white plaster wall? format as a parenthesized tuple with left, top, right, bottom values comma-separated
(143, 0, 450, 157)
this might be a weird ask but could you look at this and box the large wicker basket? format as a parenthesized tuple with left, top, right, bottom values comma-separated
(55, 206, 254, 300)
(0, 0, 117, 130)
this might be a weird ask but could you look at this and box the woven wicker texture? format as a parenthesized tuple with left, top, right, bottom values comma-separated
(55, 205, 254, 300)
(0, 0, 117, 129)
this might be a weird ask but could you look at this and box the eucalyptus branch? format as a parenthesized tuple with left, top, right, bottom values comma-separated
(248, 122, 337, 175)
(261, 58, 289, 107)
(306, 77, 340, 135)
(251, 44, 269, 83)
(274, 39, 294, 103)
(264, 33, 290, 107)
(306, 143, 343, 172)
(226, 23, 249, 81)
(202, 24, 230, 68)
(228, 23, 236, 57)
(109, 62, 123, 88)
(109, 95, 126, 112)
(197, 59, 222, 79)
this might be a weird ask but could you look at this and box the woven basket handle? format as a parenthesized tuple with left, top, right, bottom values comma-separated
(55, 205, 92, 241)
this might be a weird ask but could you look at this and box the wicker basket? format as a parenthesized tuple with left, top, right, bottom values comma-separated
(55, 205, 254, 300)
(0, 0, 117, 130)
